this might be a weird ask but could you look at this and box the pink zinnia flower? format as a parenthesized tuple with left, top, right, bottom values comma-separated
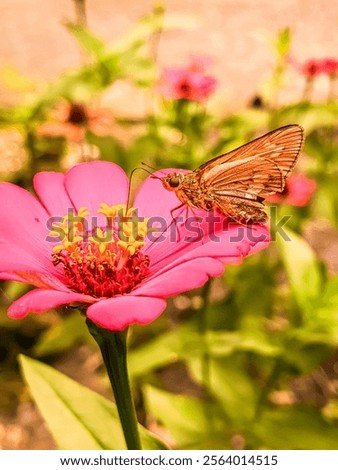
(301, 59, 322, 78)
(320, 58, 338, 76)
(38, 101, 112, 143)
(159, 57, 217, 102)
(267, 174, 316, 207)
(0, 162, 269, 331)
(290, 57, 338, 78)
(290, 58, 322, 78)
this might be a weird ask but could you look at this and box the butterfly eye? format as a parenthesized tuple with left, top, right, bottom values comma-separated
(168, 177, 180, 188)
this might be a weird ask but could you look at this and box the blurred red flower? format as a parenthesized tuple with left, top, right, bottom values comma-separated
(297, 59, 323, 78)
(291, 57, 338, 78)
(159, 55, 217, 102)
(0, 162, 269, 331)
(38, 101, 112, 142)
(267, 174, 317, 207)
(320, 58, 338, 76)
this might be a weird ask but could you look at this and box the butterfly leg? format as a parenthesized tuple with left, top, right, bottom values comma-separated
(185, 206, 206, 244)
(169, 204, 188, 242)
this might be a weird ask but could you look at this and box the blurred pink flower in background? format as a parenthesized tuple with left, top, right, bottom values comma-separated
(320, 58, 338, 76)
(0, 162, 269, 331)
(290, 57, 338, 78)
(38, 101, 112, 142)
(292, 58, 323, 78)
(267, 174, 317, 207)
(159, 55, 217, 101)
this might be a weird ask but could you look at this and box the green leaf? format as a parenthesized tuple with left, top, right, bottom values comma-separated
(144, 385, 229, 449)
(188, 356, 257, 425)
(4, 281, 31, 300)
(312, 179, 338, 226)
(319, 276, 338, 316)
(66, 24, 106, 59)
(305, 131, 338, 163)
(208, 330, 280, 358)
(86, 132, 126, 169)
(279, 276, 338, 372)
(128, 330, 180, 377)
(283, 341, 331, 373)
(277, 228, 324, 314)
(253, 407, 338, 449)
(270, 102, 338, 133)
(128, 323, 201, 377)
(274, 28, 291, 57)
(19, 355, 167, 450)
(301, 275, 338, 342)
(226, 256, 276, 330)
(0, 64, 36, 92)
(33, 314, 91, 357)
(129, 323, 280, 380)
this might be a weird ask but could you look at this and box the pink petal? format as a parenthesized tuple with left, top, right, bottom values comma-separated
(87, 296, 167, 331)
(147, 220, 270, 276)
(133, 257, 226, 297)
(8, 289, 96, 319)
(0, 247, 47, 273)
(0, 183, 56, 273)
(247, 234, 271, 256)
(64, 161, 129, 218)
(0, 270, 67, 291)
(134, 224, 269, 297)
(34, 172, 74, 215)
(0, 272, 25, 282)
(10, 270, 69, 290)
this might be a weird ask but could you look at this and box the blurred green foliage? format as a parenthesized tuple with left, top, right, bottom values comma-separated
(0, 8, 337, 450)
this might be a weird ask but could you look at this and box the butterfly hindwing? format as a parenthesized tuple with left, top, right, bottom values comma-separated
(213, 193, 267, 222)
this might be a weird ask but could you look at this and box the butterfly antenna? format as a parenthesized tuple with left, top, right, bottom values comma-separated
(127, 167, 140, 212)
(127, 167, 162, 211)
(141, 161, 167, 176)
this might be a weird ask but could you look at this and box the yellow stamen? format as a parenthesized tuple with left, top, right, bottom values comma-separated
(49, 203, 151, 261)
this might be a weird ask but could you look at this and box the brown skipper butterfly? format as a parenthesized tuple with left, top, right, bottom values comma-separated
(161, 124, 304, 222)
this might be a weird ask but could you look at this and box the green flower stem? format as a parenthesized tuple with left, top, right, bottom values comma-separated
(197, 280, 214, 429)
(86, 319, 142, 450)
(73, 0, 87, 27)
(24, 128, 39, 185)
(302, 76, 314, 101)
(328, 75, 337, 103)
(254, 360, 283, 420)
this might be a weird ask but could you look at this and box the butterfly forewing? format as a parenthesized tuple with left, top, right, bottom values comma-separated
(211, 157, 285, 195)
(198, 125, 304, 196)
